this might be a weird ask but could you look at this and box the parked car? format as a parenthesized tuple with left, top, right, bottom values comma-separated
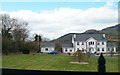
(48, 51, 58, 55)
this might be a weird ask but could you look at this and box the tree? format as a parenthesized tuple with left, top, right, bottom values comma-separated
(55, 41, 62, 53)
(34, 34, 42, 53)
(1, 14, 29, 54)
(73, 50, 88, 62)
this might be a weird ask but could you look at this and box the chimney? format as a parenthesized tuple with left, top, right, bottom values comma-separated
(73, 34, 76, 38)
(103, 34, 105, 38)
(72, 34, 76, 44)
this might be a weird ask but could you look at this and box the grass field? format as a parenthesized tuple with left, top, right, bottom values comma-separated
(2, 53, 119, 72)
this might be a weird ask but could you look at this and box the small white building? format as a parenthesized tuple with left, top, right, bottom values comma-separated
(62, 43, 74, 53)
(107, 41, 118, 53)
(41, 42, 55, 53)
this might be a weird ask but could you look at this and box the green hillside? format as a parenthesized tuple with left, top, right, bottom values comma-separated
(101, 24, 119, 36)
(54, 24, 119, 42)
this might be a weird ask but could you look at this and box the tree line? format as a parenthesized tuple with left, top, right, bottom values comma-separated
(1, 14, 42, 55)
(1, 14, 63, 55)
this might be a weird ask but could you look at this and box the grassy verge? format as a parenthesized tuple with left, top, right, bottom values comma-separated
(2, 53, 119, 72)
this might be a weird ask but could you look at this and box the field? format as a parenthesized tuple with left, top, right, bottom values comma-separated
(2, 53, 119, 72)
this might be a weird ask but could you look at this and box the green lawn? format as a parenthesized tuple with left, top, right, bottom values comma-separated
(2, 53, 119, 72)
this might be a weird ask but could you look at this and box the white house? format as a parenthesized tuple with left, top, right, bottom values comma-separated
(72, 33, 107, 53)
(41, 42, 55, 53)
(62, 43, 74, 53)
(62, 33, 117, 54)
(40, 33, 117, 54)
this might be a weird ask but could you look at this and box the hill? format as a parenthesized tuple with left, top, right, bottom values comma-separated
(101, 24, 119, 36)
(54, 24, 119, 42)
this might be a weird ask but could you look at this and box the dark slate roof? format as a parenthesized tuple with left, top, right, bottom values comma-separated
(75, 33, 107, 41)
(62, 43, 73, 48)
(41, 42, 55, 47)
(107, 41, 118, 47)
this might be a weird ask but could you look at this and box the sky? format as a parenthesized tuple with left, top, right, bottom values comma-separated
(0, 1, 119, 40)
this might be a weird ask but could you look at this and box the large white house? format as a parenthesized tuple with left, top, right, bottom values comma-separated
(40, 33, 117, 54)
(70, 33, 107, 53)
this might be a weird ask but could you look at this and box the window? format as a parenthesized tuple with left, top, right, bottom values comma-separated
(65, 49, 67, 52)
(97, 42, 100, 45)
(108, 48, 109, 51)
(82, 42, 84, 45)
(89, 41, 94, 45)
(102, 48, 104, 51)
(89, 42, 91, 45)
(45, 48, 48, 51)
(102, 42, 104, 45)
(77, 42, 79, 45)
(70, 50, 72, 52)
(112, 48, 114, 51)
(77, 48, 79, 50)
(97, 48, 100, 51)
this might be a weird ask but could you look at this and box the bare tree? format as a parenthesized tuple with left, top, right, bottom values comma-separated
(1, 14, 29, 54)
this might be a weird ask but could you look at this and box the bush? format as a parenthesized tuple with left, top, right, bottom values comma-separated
(73, 50, 88, 62)
(22, 42, 30, 54)
(22, 49, 30, 54)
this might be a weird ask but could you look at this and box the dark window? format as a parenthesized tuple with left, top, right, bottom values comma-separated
(97, 48, 100, 51)
(77, 42, 79, 45)
(102, 42, 104, 45)
(70, 50, 72, 52)
(89, 42, 94, 45)
(108, 48, 109, 51)
(45, 48, 48, 51)
(65, 49, 67, 52)
(82, 42, 84, 45)
(102, 48, 104, 51)
(97, 42, 100, 45)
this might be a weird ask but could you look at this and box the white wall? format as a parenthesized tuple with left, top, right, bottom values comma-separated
(107, 47, 116, 53)
(41, 47, 54, 53)
(96, 41, 107, 53)
(86, 37, 97, 53)
(74, 41, 86, 52)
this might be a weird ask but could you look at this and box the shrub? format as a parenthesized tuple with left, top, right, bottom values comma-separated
(73, 50, 88, 62)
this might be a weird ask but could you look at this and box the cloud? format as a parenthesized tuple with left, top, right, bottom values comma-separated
(0, 5, 118, 40)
